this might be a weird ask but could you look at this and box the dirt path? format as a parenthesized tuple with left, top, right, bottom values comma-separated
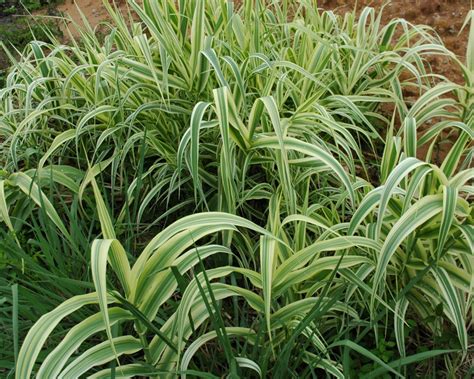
(46, 0, 130, 36)
(57, 0, 111, 30)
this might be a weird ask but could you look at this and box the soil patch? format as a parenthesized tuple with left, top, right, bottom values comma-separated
(49, 0, 131, 37)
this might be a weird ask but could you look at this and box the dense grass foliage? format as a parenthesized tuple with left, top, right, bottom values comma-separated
(0, 0, 473, 377)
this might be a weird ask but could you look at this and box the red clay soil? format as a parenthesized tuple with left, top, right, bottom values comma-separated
(44, 0, 131, 37)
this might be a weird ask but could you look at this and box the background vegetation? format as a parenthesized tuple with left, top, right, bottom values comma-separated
(0, 0, 472, 377)
(0, 0, 62, 87)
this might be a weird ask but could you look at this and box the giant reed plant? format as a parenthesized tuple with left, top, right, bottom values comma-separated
(0, 1, 472, 377)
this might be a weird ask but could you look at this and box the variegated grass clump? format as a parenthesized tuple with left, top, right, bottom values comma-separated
(0, 0, 472, 377)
